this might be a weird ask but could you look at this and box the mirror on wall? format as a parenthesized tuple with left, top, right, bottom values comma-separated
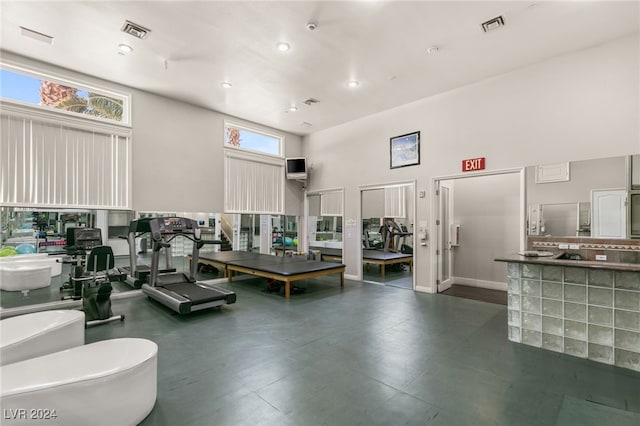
(306, 190, 343, 262)
(361, 184, 414, 289)
(0, 208, 226, 310)
(218, 213, 300, 256)
(0, 207, 130, 310)
(526, 155, 637, 239)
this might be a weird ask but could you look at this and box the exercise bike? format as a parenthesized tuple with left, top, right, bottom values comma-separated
(68, 245, 125, 327)
(60, 227, 103, 300)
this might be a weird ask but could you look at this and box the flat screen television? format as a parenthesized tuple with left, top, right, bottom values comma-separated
(286, 157, 307, 180)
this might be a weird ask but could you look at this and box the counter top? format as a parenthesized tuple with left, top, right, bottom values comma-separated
(495, 254, 640, 272)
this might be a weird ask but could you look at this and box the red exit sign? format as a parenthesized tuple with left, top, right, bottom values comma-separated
(462, 157, 485, 172)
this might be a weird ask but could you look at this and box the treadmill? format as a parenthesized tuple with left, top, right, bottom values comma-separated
(120, 218, 176, 288)
(141, 217, 236, 314)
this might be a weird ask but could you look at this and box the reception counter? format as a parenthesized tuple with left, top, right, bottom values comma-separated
(495, 254, 640, 372)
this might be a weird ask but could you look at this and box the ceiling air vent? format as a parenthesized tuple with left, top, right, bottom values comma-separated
(303, 98, 320, 106)
(20, 26, 54, 44)
(121, 20, 151, 39)
(481, 16, 505, 33)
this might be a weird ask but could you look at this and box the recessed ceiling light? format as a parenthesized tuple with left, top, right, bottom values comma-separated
(288, 105, 298, 112)
(221, 82, 232, 89)
(427, 46, 439, 54)
(347, 80, 360, 88)
(276, 42, 290, 52)
(118, 43, 133, 53)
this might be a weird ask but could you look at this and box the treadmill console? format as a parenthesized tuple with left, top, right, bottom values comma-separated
(149, 217, 198, 241)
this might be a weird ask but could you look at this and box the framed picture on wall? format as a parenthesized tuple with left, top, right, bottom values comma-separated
(390, 131, 420, 169)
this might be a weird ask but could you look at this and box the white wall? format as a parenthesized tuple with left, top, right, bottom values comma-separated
(2, 51, 305, 216)
(362, 189, 385, 218)
(526, 156, 627, 205)
(304, 35, 639, 292)
(452, 174, 520, 289)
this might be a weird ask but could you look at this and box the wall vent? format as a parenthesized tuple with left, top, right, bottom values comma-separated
(121, 20, 151, 39)
(303, 98, 320, 106)
(481, 16, 505, 33)
(20, 26, 54, 44)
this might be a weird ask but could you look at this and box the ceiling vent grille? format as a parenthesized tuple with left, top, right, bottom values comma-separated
(121, 20, 151, 39)
(481, 16, 505, 33)
(20, 26, 54, 44)
(303, 98, 320, 106)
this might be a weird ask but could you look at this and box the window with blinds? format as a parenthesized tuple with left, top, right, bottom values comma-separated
(0, 113, 131, 209)
(320, 191, 343, 216)
(384, 186, 406, 218)
(224, 151, 284, 214)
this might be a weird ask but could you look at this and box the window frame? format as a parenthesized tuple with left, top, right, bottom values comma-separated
(223, 120, 284, 158)
(1, 61, 132, 127)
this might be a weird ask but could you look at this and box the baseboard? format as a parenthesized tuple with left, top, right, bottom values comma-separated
(344, 274, 359, 281)
(453, 277, 507, 291)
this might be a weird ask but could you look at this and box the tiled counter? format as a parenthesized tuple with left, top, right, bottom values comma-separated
(495, 255, 640, 372)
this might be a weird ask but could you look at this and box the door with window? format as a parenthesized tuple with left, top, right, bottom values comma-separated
(437, 181, 454, 292)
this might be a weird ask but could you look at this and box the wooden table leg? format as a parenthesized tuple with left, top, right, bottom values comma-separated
(381, 264, 385, 279)
(340, 272, 344, 288)
(285, 281, 290, 299)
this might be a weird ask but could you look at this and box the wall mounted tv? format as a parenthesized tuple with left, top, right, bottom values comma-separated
(286, 157, 307, 180)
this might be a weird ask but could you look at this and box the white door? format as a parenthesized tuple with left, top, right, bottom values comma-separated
(592, 189, 627, 238)
(437, 181, 454, 292)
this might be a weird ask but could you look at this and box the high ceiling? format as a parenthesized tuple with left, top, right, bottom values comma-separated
(1, 1, 638, 135)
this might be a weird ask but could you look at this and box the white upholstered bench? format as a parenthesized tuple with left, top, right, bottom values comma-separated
(0, 310, 85, 366)
(0, 338, 158, 426)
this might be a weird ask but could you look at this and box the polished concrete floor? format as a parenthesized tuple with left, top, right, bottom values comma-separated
(87, 276, 640, 426)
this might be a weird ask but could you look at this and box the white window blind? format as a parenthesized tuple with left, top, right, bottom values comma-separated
(0, 114, 131, 209)
(224, 151, 284, 214)
(320, 191, 343, 216)
(384, 186, 406, 218)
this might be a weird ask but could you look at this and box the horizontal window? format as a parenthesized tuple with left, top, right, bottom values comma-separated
(224, 121, 283, 157)
(0, 64, 130, 125)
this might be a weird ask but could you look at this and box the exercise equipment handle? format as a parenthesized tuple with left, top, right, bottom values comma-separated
(153, 242, 171, 251)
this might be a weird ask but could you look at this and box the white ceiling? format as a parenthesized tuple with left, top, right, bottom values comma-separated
(1, 1, 638, 135)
